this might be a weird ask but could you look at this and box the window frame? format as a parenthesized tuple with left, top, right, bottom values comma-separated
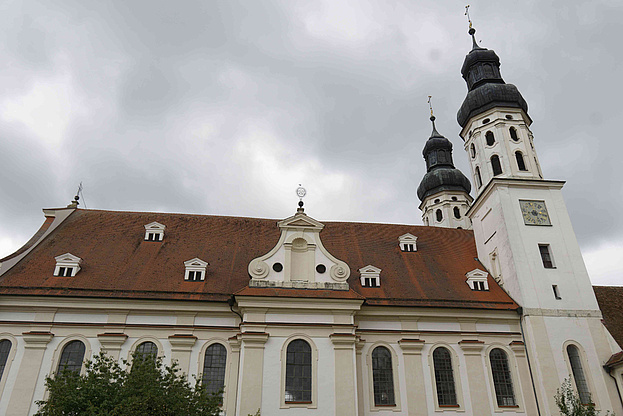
(51, 336, 92, 377)
(428, 343, 463, 411)
(0, 334, 17, 397)
(128, 337, 164, 362)
(485, 344, 524, 412)
(366, 342, 401, 412)
(280, 335, 318, 409)
(491, 154, 503, 176)
(475, 166, 483, 188)
(538, 244, 555, 269)
(515, 151, 527, 171)
(432, 346, 459, 407)
(564, 342, 596, 406)
(199, 340, 230, 400)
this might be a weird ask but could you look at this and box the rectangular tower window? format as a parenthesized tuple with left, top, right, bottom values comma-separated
(552, 285, 562, 300)
(539, 244, 554, 268)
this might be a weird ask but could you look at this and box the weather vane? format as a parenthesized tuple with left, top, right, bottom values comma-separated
(465, 5, 472, 29)
(428, 95, 434, 118)
(296, 184, 306, 213)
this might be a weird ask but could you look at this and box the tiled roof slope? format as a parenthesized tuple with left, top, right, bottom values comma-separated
(594, 286, 623, 348)
(0, 209, 517, 310)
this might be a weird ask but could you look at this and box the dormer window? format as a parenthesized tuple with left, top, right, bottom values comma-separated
(54, 253, 82, 277)
(184, 258, 208, 281)
(144, 222, 165, 242)
(359, 265, 381, 288)
(398, 233, 418, 252)
(466, 269, 489, 291)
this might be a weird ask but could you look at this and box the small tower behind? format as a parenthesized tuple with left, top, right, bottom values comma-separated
(417, 112, 473, 229)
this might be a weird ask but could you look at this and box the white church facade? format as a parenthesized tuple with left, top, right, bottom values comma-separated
(1, 26, 623, 416)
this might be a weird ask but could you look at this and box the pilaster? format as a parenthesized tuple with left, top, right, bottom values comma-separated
(6, 331, 53, 416)
(226, 336, 241, 416)
(399, 339, 427, 416)
(459, 340, 489, 415)
(509, 341, 538, 415)
(97, 332, 128, 360)
(355, 338, 366, 416)
(330, 333, 358, 416)
(236, 332, 269, 416)
(168, 334, 197, 376)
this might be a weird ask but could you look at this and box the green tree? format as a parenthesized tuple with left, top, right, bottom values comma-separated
(36, 352, 222, 416)
(555, 378, 613, 416)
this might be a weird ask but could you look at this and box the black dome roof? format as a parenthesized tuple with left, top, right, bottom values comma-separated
(417, 116, 472, 201)
(457, 29, 529, 127)
(458, 83, 528, 127)
(417, 168, 472, 201)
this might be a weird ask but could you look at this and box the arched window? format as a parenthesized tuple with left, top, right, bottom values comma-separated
(567, 345, 591, 404)
(486, 131, 495, 146)
(515, 151, 527, 171)
(57, 340, 86, 373)
(453, 207, 461, 219)
(436, 209, 443, 222)
(475, 167, 483, 188)
(372, 346, 395, 406)
(0, 340, 11, 380)
(490, 348, 516, 406)
(202, 343, 227, 395)
(285, 340, 311, 403)
(491, 155, 503, 176)
(135, 341, 158, 361)
(470, 143, 476, 158)
(433, 347, 457, 406)
(509, 127, 519, 141)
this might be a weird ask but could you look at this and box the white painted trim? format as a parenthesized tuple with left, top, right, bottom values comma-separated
(279, 334, 318, 409)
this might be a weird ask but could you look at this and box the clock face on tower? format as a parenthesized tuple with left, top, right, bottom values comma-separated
(519, 200, 551, 226)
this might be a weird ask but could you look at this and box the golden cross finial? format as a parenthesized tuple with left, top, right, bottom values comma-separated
(465, 5, 473, 29)
(428, 96, 434, 117)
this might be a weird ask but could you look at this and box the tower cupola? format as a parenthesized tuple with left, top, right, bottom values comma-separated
(457, 28, 529, 128)
(417, 115, 472, 229)
(418, 116, 472, 201)
(457, 26, 544, 196)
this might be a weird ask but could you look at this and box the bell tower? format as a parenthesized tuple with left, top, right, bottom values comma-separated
(457, 25, 622, 414)
(417, 108, 473, 229)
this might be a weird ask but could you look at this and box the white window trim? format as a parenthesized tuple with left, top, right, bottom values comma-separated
(280, 334, 318, 409)
(466, 268, 490, 291)
(428, 343, 464, 411)
(484, 344, 524, 412)
(128, 337, 165, 362)
(198, 339, 231, 411)
(0, 333, 18, 398)
(359, 265, 381, 288)
(184, 258, 208, 281)
(398, 233, 418, 252)
(562, 341, 600, 409)
(366, 341, 402, 412)
(51, 335, 92, 376)
(144, 222, 165, 241)
(54, 253, 82, 277)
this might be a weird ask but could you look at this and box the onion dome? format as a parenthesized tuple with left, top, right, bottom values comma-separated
(417, 116, 472, 201)
(457, 28, 528, 127)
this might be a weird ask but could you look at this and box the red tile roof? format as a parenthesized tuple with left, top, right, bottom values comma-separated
(594, 286, 623, 349)
(0, 209, 518, 310)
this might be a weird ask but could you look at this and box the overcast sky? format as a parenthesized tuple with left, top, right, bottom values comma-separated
(1, 0, 622, 285)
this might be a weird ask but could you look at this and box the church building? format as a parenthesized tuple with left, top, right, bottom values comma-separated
(1, 26, 622, 416)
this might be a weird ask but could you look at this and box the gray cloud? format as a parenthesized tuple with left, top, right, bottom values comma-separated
(1, 0, 622, 284)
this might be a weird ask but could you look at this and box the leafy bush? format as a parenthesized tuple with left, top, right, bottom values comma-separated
(36, 352, 222, 416)
(555, 378, 614, 416)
